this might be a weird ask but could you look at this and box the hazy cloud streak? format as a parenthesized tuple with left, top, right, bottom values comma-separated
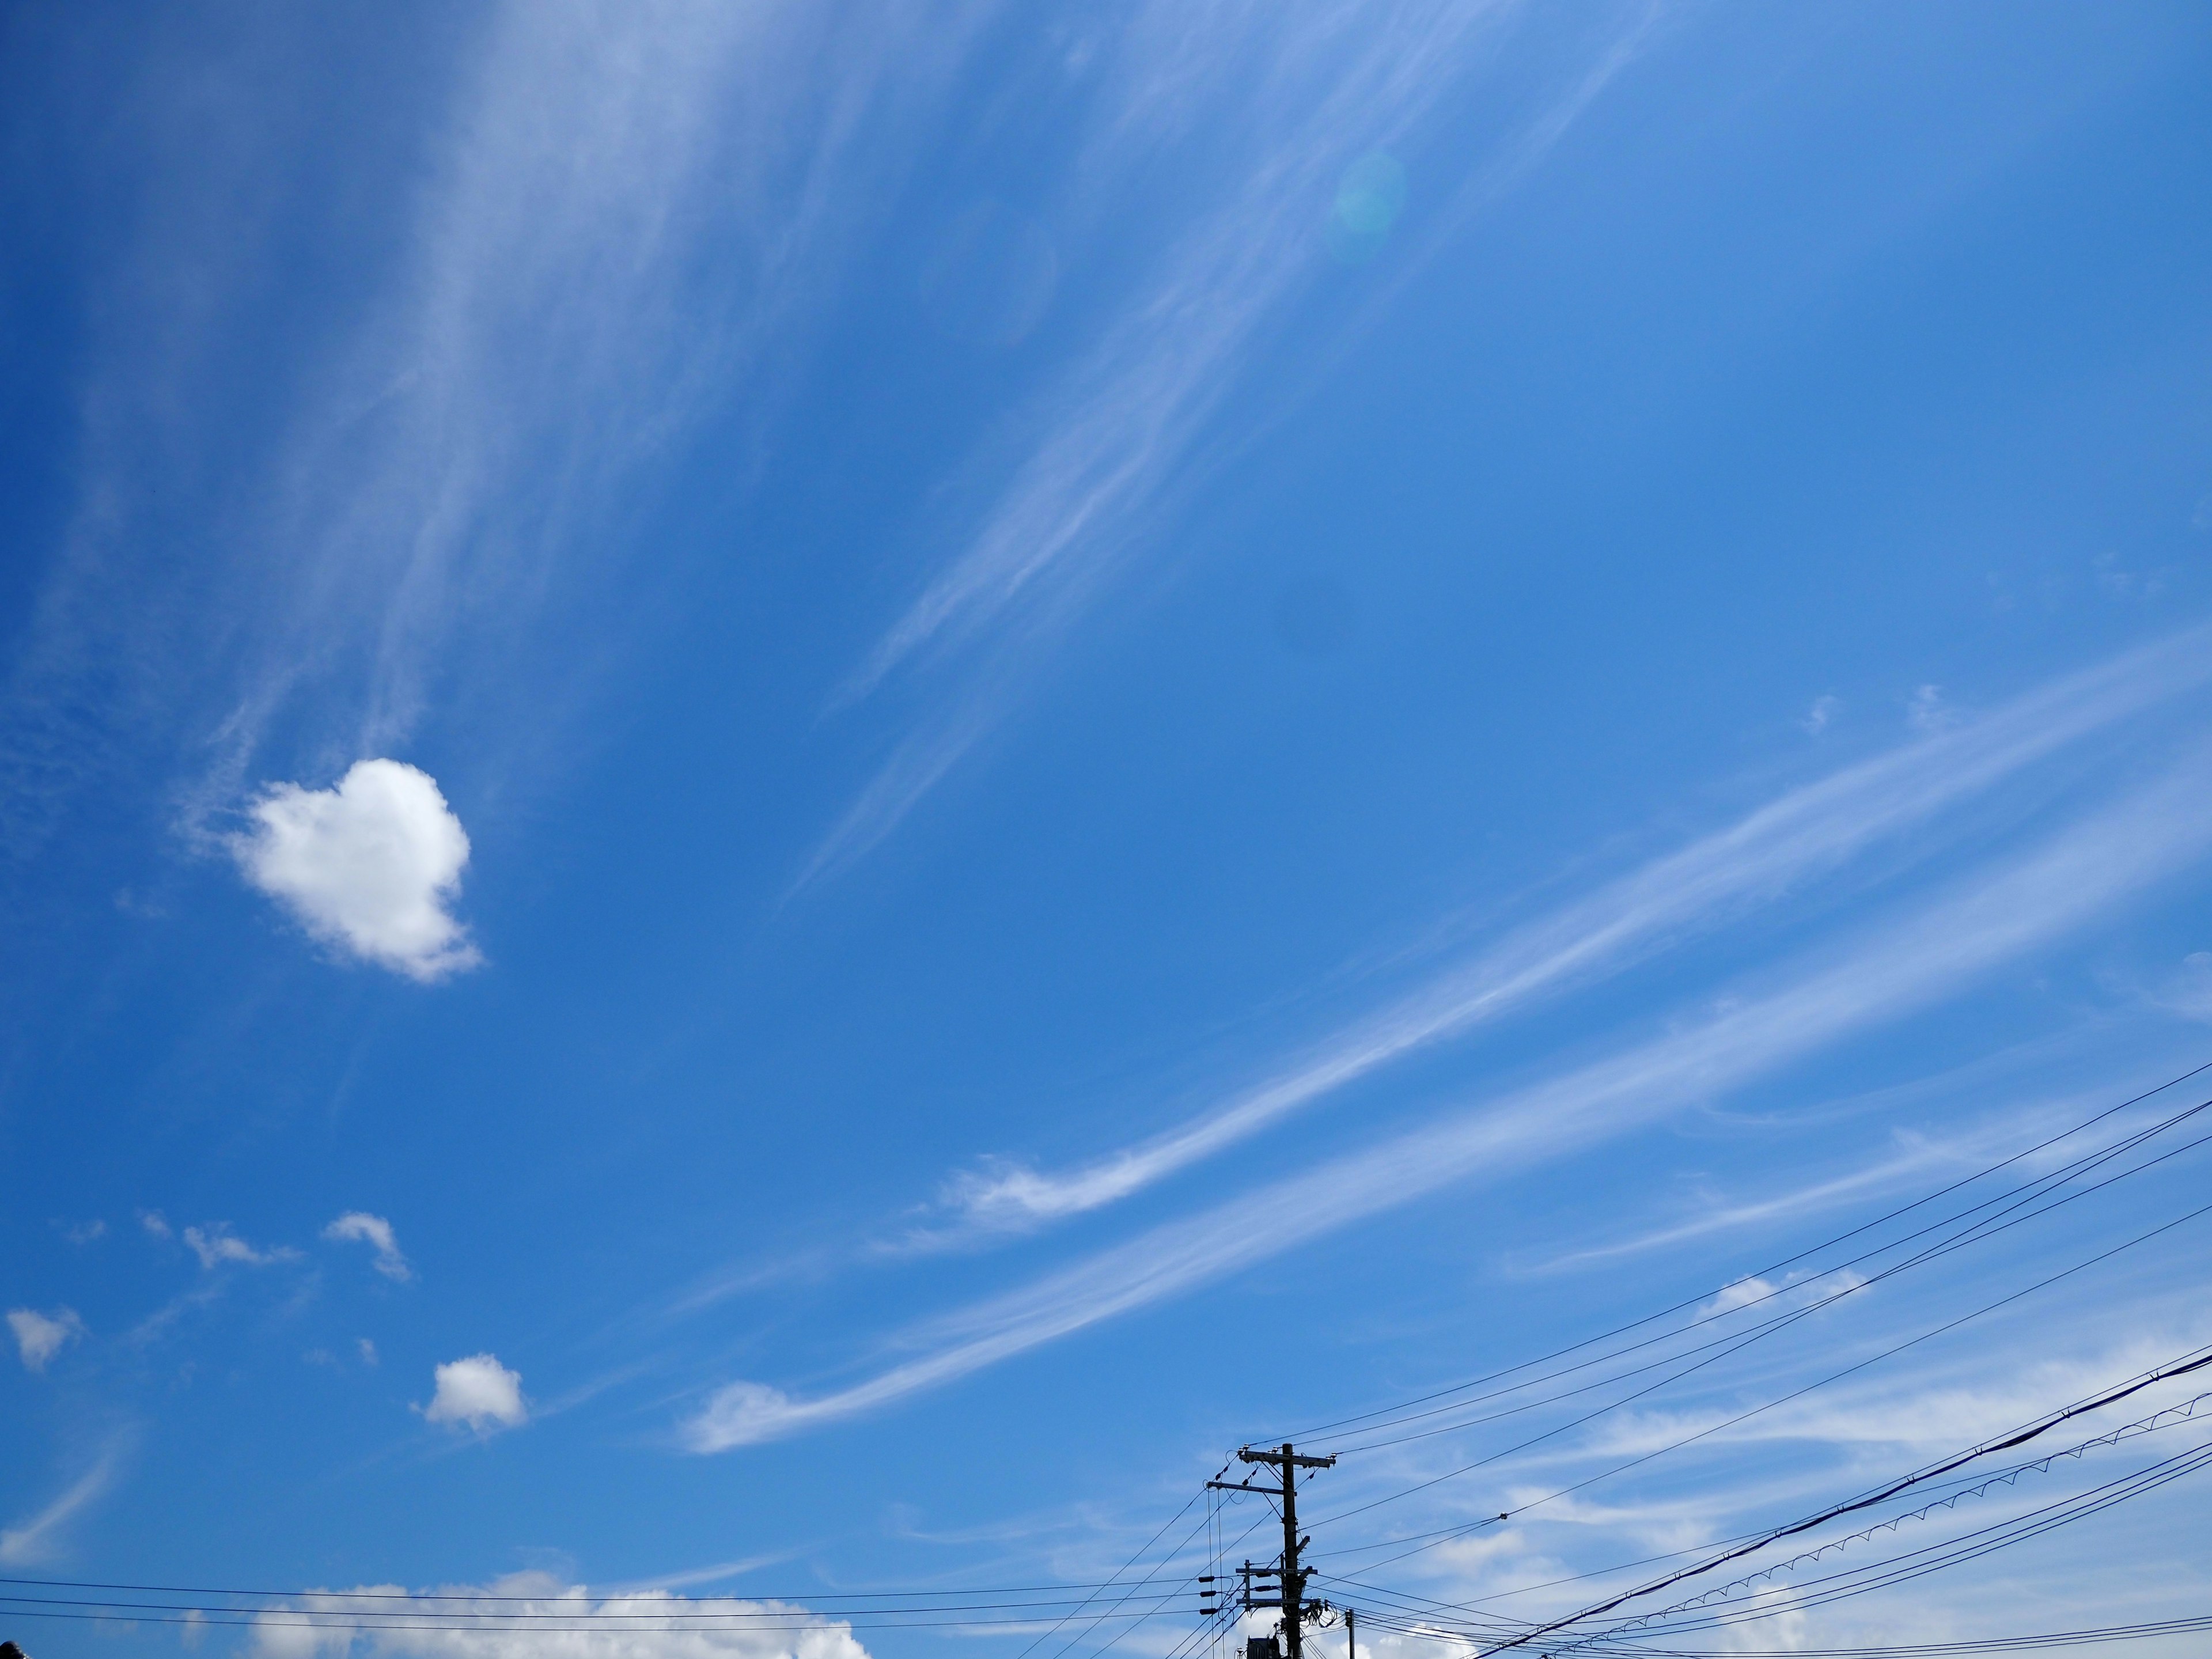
(688, 746, 2212, 1447)
(0, 1439, 128, 1565)
(802, 0, 1645, 883)
(925, 625, 2212, 1238)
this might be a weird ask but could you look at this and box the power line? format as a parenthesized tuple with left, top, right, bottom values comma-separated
(1305, 1134, 2212, 1541)
(1449, 1341, 2212, 1654)
(1003, 1468, 1225, 1659)
(1323, 1380, 2212, 1630)
(1315, 1088, 2212, 1461)
(1296, 1185, 2212, 1613)
(1262, 1060, 2212, 1450)
(1345, 1608, 2212, 1655)
(0, 1573, 1196, 1606)
(1609, 1438, 2212, 1643)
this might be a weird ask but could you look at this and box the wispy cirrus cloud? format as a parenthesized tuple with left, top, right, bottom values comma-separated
(1518, 1073, 2173, 1277)
(0, 1435, 130, 1565)
(685, 744, 2212, 1448)
(3, 1, 988, 864)
(907, 624, 2212, 1244)
(800, 0, 1657, 885)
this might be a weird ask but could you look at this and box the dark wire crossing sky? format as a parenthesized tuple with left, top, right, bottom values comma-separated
(3, 5, 2212, 1659)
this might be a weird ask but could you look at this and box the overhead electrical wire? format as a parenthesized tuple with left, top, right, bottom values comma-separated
(1194, 1071, 2212, 1659)
(1319, 1379, 2212, 1635)
(1316, 1088, 2212, 1463)
(1343, 1608, 2212, 1656)
(1262, 1060, 2212, 1450)
(1370, 1341, 2212, 1655)
(1600, 1438, 2212, 1646)
(0, 1573, 1196, 1606)
(23, 1068, 2210, 1659)
(1308, 1185, 2212, 1601)
(1302, 1120, 2212, 1542)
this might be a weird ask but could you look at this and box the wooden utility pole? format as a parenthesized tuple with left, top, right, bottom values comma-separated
(1210, 1443, 1337, 1659)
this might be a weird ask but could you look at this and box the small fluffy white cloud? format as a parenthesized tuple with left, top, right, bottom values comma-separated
(182, 1225, 297, 1270)
(323, 1213, 412, 1282)
(234, 759, 480, 983)
(7, 1307, 86, 1372)
(251, 1573, 869, 1659)
(422, 1353, 527, 1433)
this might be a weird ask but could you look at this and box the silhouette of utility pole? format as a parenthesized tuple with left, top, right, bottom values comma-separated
(1210, 1443, 1337, 1659)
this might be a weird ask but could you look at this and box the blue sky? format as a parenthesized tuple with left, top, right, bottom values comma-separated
(5, 5, 2212, 1659)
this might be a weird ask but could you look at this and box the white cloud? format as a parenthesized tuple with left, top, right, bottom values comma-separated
(1529, 1111, 2040, 1274)
(324, 1213, 412, 1282)
(251, 1573, 869, 1659)
(182, 1225, 298, 1270)
(687, 748, 2212, 1447)
(358, 1338, 379, 1366)
(422, 1354, 527, 1433)
(7, 1307, 86, 1372)
(140, 1209, 172, 1238)
(908, 626, 2212, 1243)
(233, 760, 480, 983)
(802, 3, 1652, 885)
(682, 1382, 797, 1452)
(1801, 694, 1840, 734)
(0, 1442, 126, 1565)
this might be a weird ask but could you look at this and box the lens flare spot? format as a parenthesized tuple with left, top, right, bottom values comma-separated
(1327, 152, 1407, 264)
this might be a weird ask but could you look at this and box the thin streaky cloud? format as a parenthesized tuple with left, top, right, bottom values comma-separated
(803, 1, 1643, 884)
(1293, 1284, 2212, 1545)
(10, 2, 988, 859)
(608, 1550, 812, 1597)
(915, 623, 2212, 1241)
(267, 2, 941, 760)
(0, 1437, 129, 1566)
(1520, 1080, 2187, 1276)
(1566, 1330, 2212, 1468)
(839, 0, 1524, 695)
(683, 745, 2212, 1449)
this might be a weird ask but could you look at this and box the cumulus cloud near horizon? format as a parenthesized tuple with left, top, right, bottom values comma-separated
(233, 760, 481, 983)
(324, 1213, 412, 1282)
(7, 1307, 86, 1372)
(251, 1572, 869, 1659)
(421, 1353, 527, 1433)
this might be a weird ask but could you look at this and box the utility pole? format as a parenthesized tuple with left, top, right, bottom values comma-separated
(1209, 1443, 1336, 1659)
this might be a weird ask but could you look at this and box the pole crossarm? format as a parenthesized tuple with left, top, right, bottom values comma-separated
(1240, 1446, 1339, 1471)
